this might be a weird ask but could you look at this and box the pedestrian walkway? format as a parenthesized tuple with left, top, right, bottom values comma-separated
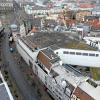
(1, 30, 39, 100)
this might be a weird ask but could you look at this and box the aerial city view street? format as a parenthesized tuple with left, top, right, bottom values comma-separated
(0, 0, 100, 100)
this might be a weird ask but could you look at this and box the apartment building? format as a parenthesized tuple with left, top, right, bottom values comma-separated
(0, 0, 14, 12)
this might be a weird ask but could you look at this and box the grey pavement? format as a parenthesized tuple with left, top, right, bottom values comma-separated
(1, 29, 39, 100)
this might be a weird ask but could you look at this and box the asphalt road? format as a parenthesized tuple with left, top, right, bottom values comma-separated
(1, 29, 39, 100)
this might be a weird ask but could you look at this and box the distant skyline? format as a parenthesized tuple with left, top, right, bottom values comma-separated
(14, 0, 100, 4)
(15, 0, 34, 2)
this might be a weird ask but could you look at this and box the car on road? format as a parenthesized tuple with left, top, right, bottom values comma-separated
(9, 47, 15, 53)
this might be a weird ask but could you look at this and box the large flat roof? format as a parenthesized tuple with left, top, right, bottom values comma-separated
(21, 32, 97, 51)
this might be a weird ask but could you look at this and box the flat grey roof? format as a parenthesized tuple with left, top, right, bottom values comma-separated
(0, 84, 11, 100)
(21, 32, 97, 51)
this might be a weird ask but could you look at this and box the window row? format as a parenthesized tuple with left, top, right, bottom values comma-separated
(52, 90, 62, 100)
(0, 3, 13, 7)
(63, 51, 99, 57)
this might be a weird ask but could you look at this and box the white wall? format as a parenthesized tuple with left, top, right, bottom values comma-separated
(16, 39, 39, 65)
(34, 64, 47, 85)
(54, 48, 100, 67)
(16, 41, 30, 65)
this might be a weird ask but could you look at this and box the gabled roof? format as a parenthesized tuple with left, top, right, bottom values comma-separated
(37, 51, 52, 70)
(73, 86, 93, 100)
(41, 48, 59, 60)
(37, 48, 60, 70)
(79, 4, 95, 8)
(21, 37, 38, 51)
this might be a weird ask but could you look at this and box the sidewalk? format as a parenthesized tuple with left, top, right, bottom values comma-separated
(11, 42, 53, 100)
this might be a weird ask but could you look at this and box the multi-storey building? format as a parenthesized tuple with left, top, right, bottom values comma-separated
(16, 32, 100, 100)
(0, 0, 14, 12)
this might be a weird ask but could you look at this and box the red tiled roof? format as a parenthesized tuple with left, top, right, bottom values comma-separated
(88, 19, 100, 28)
(73, 87, 93, 100)
(66, 19, 76, 26)
(31, 27, 38, 32)
(37, 51, 52, 70)
(79, 4, 95, 8)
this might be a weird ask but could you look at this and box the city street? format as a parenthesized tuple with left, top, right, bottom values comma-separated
(1, 29, 39, 100)
(0, 8, 53, 100)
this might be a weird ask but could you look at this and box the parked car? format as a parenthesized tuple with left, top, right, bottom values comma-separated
(9, 48, 15, 53)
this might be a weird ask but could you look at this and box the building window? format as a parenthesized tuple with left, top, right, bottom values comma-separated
(63, 51, 69, 54)
(82, 53, 88, 56)
(45, 76, 47, 85)
(70, 52, 75, 55)
(86, 79, 98, 88)
(56, 52, 58, 54)
(76, 52, 81, 55)
(89, 53, 95, 56)
(96, 54, 99, 57)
